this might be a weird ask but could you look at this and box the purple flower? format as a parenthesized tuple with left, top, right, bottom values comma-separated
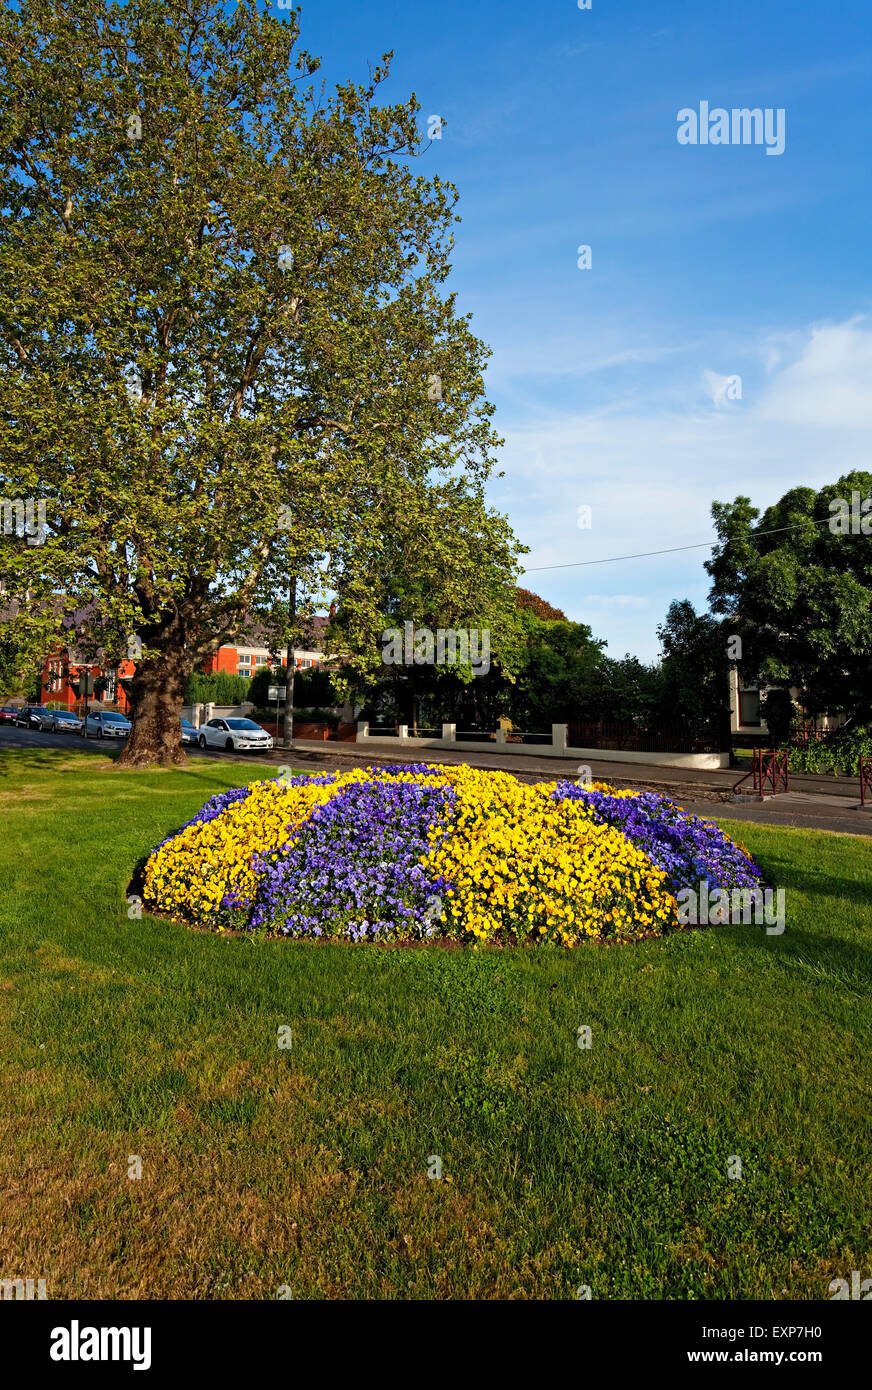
(226, 777, 457, 941)
(553, 783, 765, 896)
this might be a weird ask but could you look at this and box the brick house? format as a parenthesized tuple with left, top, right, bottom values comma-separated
(40, 614, 330, 711)
(42, 647, 137, 712)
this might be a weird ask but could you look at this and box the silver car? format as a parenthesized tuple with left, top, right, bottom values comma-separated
(82, 710, 132, 739)
(197, 717, 274, 752)
(49, 709, 83, 734)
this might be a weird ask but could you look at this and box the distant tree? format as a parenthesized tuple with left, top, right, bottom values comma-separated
(759, 689, 797, 747)
(329, 483, 525, 729)
(515, 587, 568, 622)
(509, 611, 605, 726)
(247, 661, 336, 710)
(655, 599, 731, 726)
(576, 654, 663, 724)
(706, 473, 872, 725)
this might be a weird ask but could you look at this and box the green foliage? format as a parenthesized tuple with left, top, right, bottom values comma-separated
(0, 0, 507, 763)
(508, 611, 605, 725)
(247, 705, 336, 725)
(786, 726, 872, 777)
(247, 662, 336, 710)
(578, 654, 664, 724)
(759, 689, 796, 748)
(183, 670, 251, 706)
(329, 485, 525, 705)
(706, 475, 872, 723)
(656, 599, 731, 725)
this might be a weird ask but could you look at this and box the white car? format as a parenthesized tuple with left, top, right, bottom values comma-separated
(197, 717, 274, 752)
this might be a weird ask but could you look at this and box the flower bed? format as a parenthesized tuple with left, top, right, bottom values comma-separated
(552, 783, 764, 898)
(142, 764, 765, 945)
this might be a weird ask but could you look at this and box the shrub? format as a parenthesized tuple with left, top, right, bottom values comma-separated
(787, 725, 872, 777)
(184, 670, 252, 705)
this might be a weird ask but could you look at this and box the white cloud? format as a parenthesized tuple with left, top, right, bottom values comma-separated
(491, 315, 872, 658)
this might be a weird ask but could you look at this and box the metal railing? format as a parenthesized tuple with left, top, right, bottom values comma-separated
(733, 748, 790, 796)
(568, 720, 730, 755)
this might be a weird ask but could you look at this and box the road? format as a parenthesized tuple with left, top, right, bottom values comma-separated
(2, 723, 871, 837)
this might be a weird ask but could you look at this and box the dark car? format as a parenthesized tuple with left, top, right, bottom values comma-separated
(15, 705, 51, 730)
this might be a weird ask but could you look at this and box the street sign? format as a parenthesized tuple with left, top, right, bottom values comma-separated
(268, 685, 288, 701)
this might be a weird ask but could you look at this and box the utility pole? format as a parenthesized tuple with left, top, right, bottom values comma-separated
(282, 578, 296, 749)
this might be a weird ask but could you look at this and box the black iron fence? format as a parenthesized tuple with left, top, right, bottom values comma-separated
(568, 720, 730, 755)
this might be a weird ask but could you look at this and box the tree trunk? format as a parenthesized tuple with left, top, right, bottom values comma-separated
(117, 650, 189, 768)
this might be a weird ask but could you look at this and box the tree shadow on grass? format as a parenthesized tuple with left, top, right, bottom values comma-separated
(0, 745, 118, 776)
(751, 842, 872, 913)
(713, 917, 872, 999)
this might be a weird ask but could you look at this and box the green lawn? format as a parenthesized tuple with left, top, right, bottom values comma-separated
(1, 748, 869, 1299)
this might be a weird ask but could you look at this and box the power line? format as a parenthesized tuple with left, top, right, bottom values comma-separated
(522, 515, 837, 573)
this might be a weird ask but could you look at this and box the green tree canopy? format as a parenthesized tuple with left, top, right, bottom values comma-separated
(655, 599, 731, 726)
(0, 0, 506, 765)
(705, 472, 872, 724)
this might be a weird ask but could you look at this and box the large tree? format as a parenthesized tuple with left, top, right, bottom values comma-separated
(0, 0, 502, 765)
(705, 472, 872, 724)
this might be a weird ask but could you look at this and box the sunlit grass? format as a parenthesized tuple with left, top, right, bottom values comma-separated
(0, 749, 869, 1299)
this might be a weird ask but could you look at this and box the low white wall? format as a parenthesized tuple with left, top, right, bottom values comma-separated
(567, 745, 729, 771)
(355, 722, 729, 771)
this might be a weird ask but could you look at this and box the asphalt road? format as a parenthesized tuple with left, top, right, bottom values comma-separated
(2, 722, 871, 837)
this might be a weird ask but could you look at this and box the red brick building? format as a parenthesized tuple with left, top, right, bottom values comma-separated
(41, 616, 329, 710)
(41, 648, 137, 712)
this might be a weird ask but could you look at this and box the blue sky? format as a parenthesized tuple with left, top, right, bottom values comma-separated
(291, 0, 871, 661)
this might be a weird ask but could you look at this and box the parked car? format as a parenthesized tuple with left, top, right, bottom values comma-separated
(82, 710, 131, 740)
(180, 718, 197, 746)
(197, 717, 274, 752)
(0, 705, 22, 722)
(15, 705, 52, 730)
(49, 709, 83, 734)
